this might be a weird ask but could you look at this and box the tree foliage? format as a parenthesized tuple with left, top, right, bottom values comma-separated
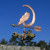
(0, 30, 50, 50)
(9, 30, 35, 46)
(0, 39, 8, 45)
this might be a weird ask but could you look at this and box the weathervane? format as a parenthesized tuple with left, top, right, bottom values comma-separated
(11, 5, 41, 31)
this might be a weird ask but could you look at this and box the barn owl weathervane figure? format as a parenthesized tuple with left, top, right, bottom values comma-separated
(18, 12, 30, 26)
(11, 5, 41, 31)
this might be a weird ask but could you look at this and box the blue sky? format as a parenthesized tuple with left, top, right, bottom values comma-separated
(0, 0, 50, 43)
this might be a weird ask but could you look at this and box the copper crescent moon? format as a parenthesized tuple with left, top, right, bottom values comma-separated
(23, 5, 35, 27)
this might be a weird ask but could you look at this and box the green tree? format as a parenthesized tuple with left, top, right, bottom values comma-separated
(46, 41, 50, 50)
(9, 30, 35, 46)
(24, 30, 35, 46)
(37, 41, 47, 50)
(0, 39, 8, 45)
(9, 36, 18, 45)
(34, 42, 37, 46)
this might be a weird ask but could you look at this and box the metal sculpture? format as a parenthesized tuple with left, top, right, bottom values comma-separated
(11, 5, 41, 31)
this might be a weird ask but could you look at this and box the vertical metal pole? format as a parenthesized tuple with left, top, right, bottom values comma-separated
(23, 27, 25, 31)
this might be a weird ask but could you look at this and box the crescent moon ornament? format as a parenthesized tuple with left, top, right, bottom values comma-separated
(23, 5, 35, 27)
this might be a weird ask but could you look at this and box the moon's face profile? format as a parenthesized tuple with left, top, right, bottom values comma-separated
(23, 5, 35, 27)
